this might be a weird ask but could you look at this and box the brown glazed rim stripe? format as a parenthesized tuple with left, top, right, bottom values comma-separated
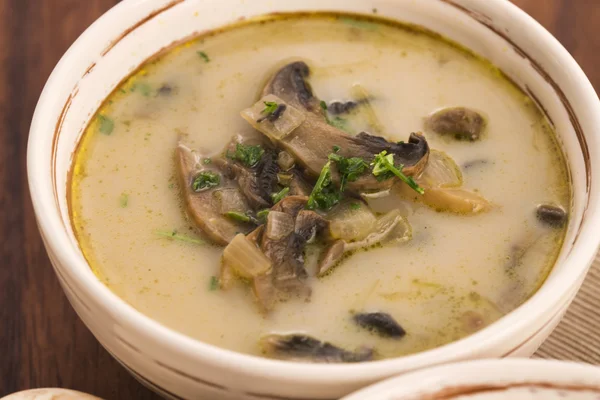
(51, 0, 185, 218)
(420, 381, 600, 400)
(100, 0, 184, 57)
(49, 1, 592, 397)
(114, 334, 320, 400)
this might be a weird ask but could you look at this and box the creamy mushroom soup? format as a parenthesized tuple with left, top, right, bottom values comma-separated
(70, 14, 570, 362)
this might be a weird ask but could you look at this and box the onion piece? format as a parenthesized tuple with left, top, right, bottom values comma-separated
(396, 150, 492, 214)
(418, 187, 492, 214)
(241, 94, 306, 140)
(222, 234, 272, 279)
(345, 209, 411, 251)
(319, 209, 412, 276)
(418, 150, 463, 188)
(327, 202, 377, 241)
(253, 273, 276, 312)
(360, 189, 391, 200)
(277, 151, 295, 170)
(219, 262, 235, 290)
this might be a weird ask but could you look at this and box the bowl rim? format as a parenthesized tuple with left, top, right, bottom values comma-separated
(341, 358, 600, 399)
(27, 0, 600, 385)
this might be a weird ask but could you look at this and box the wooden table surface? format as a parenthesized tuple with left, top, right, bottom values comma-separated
(1, 1, 599, 399)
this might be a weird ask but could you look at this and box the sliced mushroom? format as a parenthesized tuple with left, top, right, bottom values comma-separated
(295, 210, 329, 243)
(241, 61, 430, 192)
(216, 136, 277, 209)
(271, 195, 309, 216)
(318, 209, 412, 276)
(426, 107, 486, 141)
(261, 209, 311, 302)
(176, 144, 252, 245)
(536, 204, 567, 228)
(221, 196, 313, 311)
(353, 312, 406, 338)
(260, 334, 373, 363)
(328, 100, 359, 115)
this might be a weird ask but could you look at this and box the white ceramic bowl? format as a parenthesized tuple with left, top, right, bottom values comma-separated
(342, 359, 600, 399)
(27, 0, 600, 399)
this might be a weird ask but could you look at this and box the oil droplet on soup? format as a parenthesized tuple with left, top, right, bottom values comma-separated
(70, 14, 570, 362)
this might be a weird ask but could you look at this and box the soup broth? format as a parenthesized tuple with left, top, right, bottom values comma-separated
(71, 14, 570, 361)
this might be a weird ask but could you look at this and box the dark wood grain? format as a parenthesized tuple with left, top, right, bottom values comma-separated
(0, 1, 595, 399)
(0, 1, 160, 399)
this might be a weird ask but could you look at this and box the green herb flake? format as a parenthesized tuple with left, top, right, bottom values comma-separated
(228, 143, 264, 168)
(197, 51, 210, 63)
(256, 209, 270, 222)
(119, 193, 129, 208)
(203, 158, 212, 164)
(97, 114, 114, 135)
(209, 276, 219, 291)
(224, 211, 251, 223)
(332, 145, 341, 153)
(191, 171, 220, 192)
(350, 203, 361, 210)
(328, 151, 369, 192)
(155, 230, 205, 245)
(271, 187, 290, 204)
(262, 101, 279, 116)
(307, 161, 341, 210)
(320, 101, 351, 133)
(329, 116, 350, 133)
(132, 82, 153, 97)
(371, 151, 424, 195)
(119, 88, 127, 94)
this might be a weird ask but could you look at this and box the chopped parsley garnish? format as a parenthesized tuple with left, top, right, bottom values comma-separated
(209, 276, 219, 291)
(328, 151, 369, 192)
(332, 145, 341, 153)
(97, 114, 114, 135)
(256, 209, 270, 222)
(191, 171, 220, 192)
(371, 151, 424, 194)
(350, 202, 362, 210)
(228, 143, 264, 168)
(271, 187, 290, 204)
(224, 211, 251, 223)
(257, 101, 286, 123)
(329, 116, 350, 132)
(119, 193, 129, 208)
(203, 158, 212, 164)
(155, 230, 204, 245)
(263, 101, 279, 115)
(197, 51, 210, 63)
(319, 101, 350, 133)
(307, 161, 341, 210)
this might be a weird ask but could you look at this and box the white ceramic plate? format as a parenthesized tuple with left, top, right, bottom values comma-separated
(342, 359, 600, 399)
